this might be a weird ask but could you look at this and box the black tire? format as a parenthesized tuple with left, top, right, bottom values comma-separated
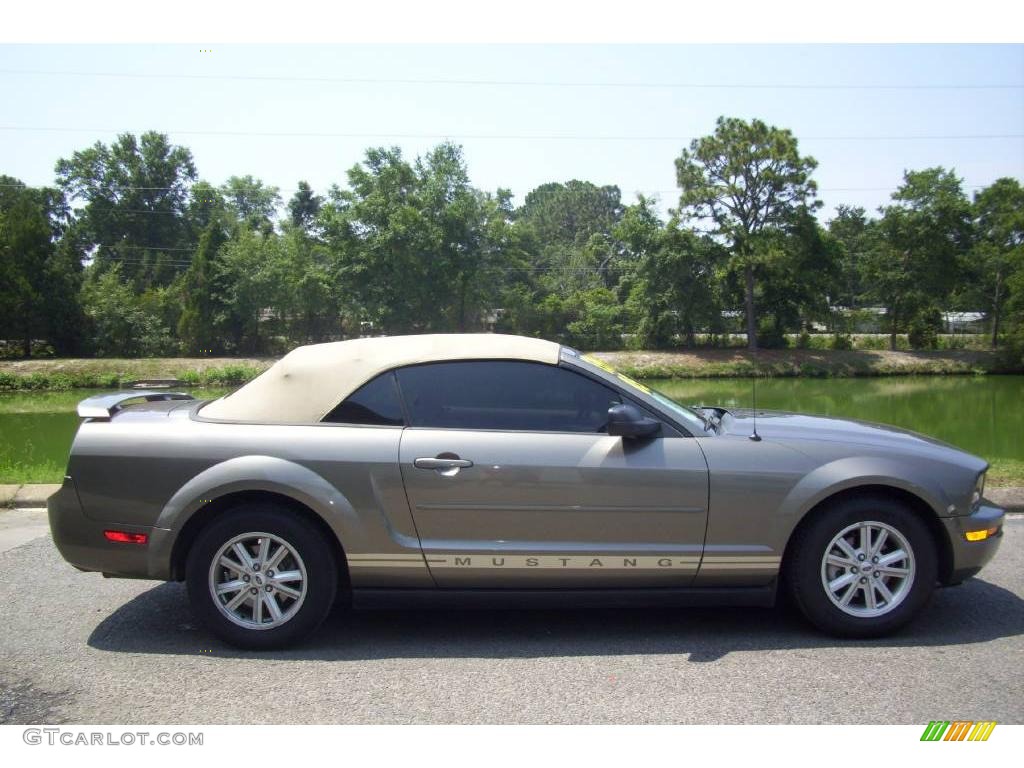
(186, 502, 337, 650)
(785, 495, 938, 638)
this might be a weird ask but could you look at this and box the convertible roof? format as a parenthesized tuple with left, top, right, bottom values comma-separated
(200, 333, 562, 423)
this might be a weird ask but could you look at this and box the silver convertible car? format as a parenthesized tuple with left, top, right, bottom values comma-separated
(49, 334, 1005, 648)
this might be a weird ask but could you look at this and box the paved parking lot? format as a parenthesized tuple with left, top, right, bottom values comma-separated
(1, 513, 1021, 724)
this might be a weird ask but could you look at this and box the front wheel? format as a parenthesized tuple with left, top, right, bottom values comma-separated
(186, 503, 337, 649)
(785, 496, 938, 638)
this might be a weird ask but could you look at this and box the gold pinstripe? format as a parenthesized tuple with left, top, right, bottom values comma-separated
(345, 552, 781, 571)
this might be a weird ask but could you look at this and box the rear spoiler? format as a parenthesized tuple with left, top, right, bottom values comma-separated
(77, 391, 194, 420)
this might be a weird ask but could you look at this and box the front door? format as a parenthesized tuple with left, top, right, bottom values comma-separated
(394, 360, 709, 587)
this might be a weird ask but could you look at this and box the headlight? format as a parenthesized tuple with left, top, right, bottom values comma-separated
(971, 472, 986, 508)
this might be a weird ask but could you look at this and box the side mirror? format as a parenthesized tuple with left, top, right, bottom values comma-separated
(607, 403, 661, 439)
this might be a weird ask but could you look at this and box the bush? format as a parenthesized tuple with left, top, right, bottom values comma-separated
(852, 334, 889, 350)
(795, 331, 812, 349)
(830, 333, 854, 350)
(177, 369, 202, 386)
(908, 307, 942, 350)
(80, 265, 177, 357)
(757, 322, 788, 349)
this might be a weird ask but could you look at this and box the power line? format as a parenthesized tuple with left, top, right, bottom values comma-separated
(2, 69, 1022, 91)
(1, 182, 1001, 194)
(97, 252, 649, 273)
(95, 243, 196, 251)
(2, 125, 1021, 142)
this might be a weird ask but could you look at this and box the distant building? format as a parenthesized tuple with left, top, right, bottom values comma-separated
(942, 312, 986, 333)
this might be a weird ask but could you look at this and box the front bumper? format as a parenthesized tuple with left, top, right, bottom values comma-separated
(940, 501, 1005, 585)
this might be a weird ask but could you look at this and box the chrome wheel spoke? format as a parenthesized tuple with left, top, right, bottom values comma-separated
(826, 553, 855, 569)
(208, 532, 308, 631)
(878, 549, 908, 567)
(859, 525, 872, 557)
(875, 579, 895, 605)
(835, 538, 858, 562)
(828, 572, 857, 593)
(263, 593, 283, 622)
(863, 582, 877, 610)
(272, 582, 302, 600)
(232, 542, 254, 570)
(257, 536, 270, 567)
(218, 555, 247, 574)
(838, 581, 858, 607)
(224, 588, 250, 612)
(216, 579, 246, 596)
(876, 565, 910, 577)
(871, 529, 889, 558)
(266, 544, 288, 571)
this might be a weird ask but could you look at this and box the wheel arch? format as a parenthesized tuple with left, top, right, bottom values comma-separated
(150, 455, 359, 586)
(780, 483, 954, 586)
(168, 490, 349, 592)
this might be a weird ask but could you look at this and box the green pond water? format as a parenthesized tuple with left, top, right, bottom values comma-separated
(0, 377, 1021, 484)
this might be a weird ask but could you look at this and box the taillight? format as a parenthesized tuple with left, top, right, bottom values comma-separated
(104, 530, 148, 544)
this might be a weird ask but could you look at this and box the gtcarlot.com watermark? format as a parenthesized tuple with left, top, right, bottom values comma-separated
(23, 728, 203, 747)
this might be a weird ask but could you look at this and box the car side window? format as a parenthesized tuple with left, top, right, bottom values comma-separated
(395, 360, 620, 433)
(322, 371, 405, 426)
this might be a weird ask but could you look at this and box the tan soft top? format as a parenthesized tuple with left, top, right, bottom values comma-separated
(200, 333, 562, 423)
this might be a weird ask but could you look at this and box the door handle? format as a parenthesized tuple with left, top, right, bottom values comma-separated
(414, 457, 474, 470)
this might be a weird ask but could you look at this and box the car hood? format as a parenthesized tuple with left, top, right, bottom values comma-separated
(717, 408, 964, 454)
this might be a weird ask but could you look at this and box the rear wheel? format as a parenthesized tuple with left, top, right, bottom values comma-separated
(186, 503, 337, 649)
(785, 496, 938, 638)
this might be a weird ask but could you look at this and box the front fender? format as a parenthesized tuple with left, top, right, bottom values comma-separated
(777, 455, 951, 537)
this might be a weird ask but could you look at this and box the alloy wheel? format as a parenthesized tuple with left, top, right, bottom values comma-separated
(820, 520, 916, 618)
(207, 531, 308, 630)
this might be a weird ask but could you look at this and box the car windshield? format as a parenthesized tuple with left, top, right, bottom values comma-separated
(569, 352, 711, 435)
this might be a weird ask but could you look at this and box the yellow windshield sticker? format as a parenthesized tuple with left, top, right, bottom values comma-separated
(580, 354, 652, 395)
(616, 372, 653, 395)
(581, 354, 616, 373)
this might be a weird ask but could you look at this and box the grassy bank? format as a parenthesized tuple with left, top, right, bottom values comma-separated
(0, 358, 271, 391)
(0, 348, 1019, 391)
(989, 458, 1024, 488)
(597, 348, 1018, 379)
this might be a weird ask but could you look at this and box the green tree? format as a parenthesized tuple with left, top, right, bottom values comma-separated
(515, 181, 624, 299)
(215, 227, 282, 354)
(675, 117, 820, 349)
(288, 181, 324, 231)
(615, 197, 724, 348)
(756, 208, 841, 341)
(868, 167, 973, 349)
(564, 287, 624, 349)
(178, 219, 229, 355)
(186, 181, 229, 236)
(0, 178, 82, 356)
(55, 132, 196, 290)
(323, 143, 512, 334)
(79, 263, 174, 356)
(516, 180, 623, 248)
(827, 205, 881, 310)
(221, 175, 281, 233)
(969, 178, 1024, 347)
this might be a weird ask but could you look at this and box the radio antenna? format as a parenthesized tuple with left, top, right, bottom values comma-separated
(749, 373, 761, 442)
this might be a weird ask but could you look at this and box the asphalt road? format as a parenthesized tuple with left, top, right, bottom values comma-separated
(1, 513, 1021, 725)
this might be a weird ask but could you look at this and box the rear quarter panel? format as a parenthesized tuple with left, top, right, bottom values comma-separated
(68, 405, 423, 582)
